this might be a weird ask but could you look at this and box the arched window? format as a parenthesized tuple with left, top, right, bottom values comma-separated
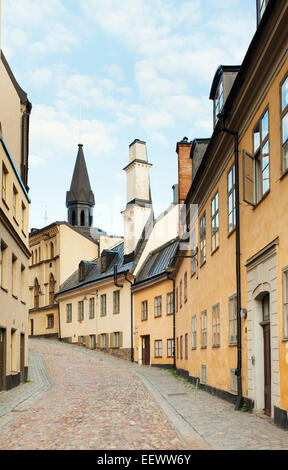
(31, 252, 34, 265)
(49, 274, 55, 305)
(50, 242, 54, 259)
(35, 250, 38, 264)
(80, 210, 85, 227)
(34, 278, 40, 308)
(72, 210, 76, 226)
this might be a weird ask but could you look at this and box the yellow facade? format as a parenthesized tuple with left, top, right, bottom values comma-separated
(29, 222, 99, 338)
(173, 0, 288, 428)
(0, 45, 31, 390)
(133, 278, 174, 367)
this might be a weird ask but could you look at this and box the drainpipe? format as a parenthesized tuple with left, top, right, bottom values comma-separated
(167, 272, 176, 370)
(124, 272, 134, 363)
(218, 112, 243, 411)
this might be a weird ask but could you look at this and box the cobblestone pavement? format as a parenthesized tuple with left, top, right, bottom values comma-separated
(0, 338, 288, 450)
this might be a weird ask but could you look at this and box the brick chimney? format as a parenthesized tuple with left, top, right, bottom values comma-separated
(176, 137, 193, 205)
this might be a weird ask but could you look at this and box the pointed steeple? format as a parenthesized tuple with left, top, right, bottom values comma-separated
(66, 144, 95, 228)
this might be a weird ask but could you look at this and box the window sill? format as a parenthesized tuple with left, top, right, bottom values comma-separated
(201, 346, 207, 350)
(154, 315, 162, 319)
(2, 198, 9, 210)
(252, 189, 270, 210)
(281, 338, 288, 342)
(227, 227, 236, 239)
(12, 295, 18, 300)
(229, 342, 237, 347)
(13, 217, 19, 226)
(1, 286, 8, 293)
(141, 318, 148, 322)
(280, 168, 288, 181)
(212, 344, 220, 348)
(21, 301, 26, 305)
(211, 246, 219, 256)
(166, 312, 173, 316)
(200, 260, 206, 269)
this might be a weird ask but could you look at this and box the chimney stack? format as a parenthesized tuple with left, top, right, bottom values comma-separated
(176, 137, 193, 205)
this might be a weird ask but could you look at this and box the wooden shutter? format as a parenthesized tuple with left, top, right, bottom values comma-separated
(243, 150, 255, 206)
(119, 332, 123, 348)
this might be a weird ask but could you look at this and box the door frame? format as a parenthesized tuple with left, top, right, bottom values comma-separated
(0, 328, 7, 391)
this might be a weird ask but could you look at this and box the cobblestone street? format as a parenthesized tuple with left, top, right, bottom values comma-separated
(0, 338, 287, 450)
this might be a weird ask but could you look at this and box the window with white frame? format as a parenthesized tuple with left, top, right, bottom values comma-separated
(2, 163, 8, 203)
(185, 333, 188, 360)
(184, 272, 187, 303)
(230, 368, 238, 393)
(229, 295, 237, 345)
(192, 315, 197, 349)
(114, 332, 120, 348)
(167, 339, 174, 358)
(201, 310, 207, 348)
(190, 228, 197, 276)
(200, 212, 206, 265)
(78, 301, 84, 321)
(179, 281, 183, 308)
(201, 365, 207, 384)
(113, 290, 120, 314)
(100, 294, 106, 316)
(154, 296, 162, 317)
(283, 269, 288, 339)
(243, 108, 270, 206)
(66, 304, 72, 323)
(89, 298, 95, 319)
(167, 293, 173, 315)
(141, 300, 148, 321)
(281, 75, 288, 173)
(211, 192, 219, 252)
(227, 164, 236, 233)
(154, 340, 162, 358)
(214, 80, 224, 126)
(212, 304, 220, 347)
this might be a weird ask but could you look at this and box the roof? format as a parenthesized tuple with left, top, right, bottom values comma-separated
(209, 65, 241, 100)
(135, 238, 179, 285)
(1, 51, 30, 106)
(66, 144, 95, 206)
(56, 242, 133, 296)
(29, 221, 103, 245)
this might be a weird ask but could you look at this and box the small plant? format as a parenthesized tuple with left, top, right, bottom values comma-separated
(240, 402, 248, 412)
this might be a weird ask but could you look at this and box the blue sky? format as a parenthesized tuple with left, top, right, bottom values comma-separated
(2, 0, 256, 235)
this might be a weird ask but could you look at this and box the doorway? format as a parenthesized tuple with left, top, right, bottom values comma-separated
(260, 293, 271, 416)
(0, 328, 6, 391)
(142, 336, 150, 366)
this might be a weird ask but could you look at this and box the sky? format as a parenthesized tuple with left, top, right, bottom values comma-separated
(2, 0, 256, 236)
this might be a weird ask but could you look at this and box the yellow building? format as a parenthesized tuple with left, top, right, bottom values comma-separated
(133, 239, 178, 368)
(0, 5, 32, 390)
(172, 0, 288, 429)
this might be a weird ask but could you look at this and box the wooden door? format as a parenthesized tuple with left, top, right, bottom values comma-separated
(0, 329, 6, 391)
(142, 336, 150, 366)
(20, 334, 25, 383)
(261, 293, 271, 417)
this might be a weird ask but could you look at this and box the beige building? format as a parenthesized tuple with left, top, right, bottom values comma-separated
(0, 3, 32, 390)
(29, 143, 122, 338)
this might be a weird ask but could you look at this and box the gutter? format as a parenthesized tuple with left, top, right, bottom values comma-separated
(218, 112, 243, 411)
(167, 272, 176, 370)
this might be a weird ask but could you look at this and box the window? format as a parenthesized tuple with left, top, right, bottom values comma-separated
(257, 0, 269, 26)
(200, 213, 206, 265)
(179, 281, 183, 308)
(201, 365, 207, 384)
(0, 240, 8, 290)
(180, 336, 183, 360)
(212, 304, 220, 347)
(176, 287, 178, 313)
(214, 80, 224, 126)
(184, 273, 187, 303)
(211, 192, 219, 252)
(50, 242, 54, 259)
(89, 298, 95, 319)
(281, 75, 288, 173)
(167, 293, 173, 315)
(2, 163, 8, 203)
(154, 296, 162, 317)
(21, 265, 26, 303)
(155, 340, 162, 358)
(113, 332, 120, 348)
(34, 278, 40, 309)
(12, 254, 18, 297)
(229, 295, 237, 345)
(141, 300, 148, 321)
(185, 333, 188, 360)
(167, 339, 174, 358)
(13, 186, 18, 221)
(100, 294, 106, 316)
(176, 337, 179, 360)
(47, 314, 54, 329)
(283, 270, 288, 339)
(66, 304, 72, 323)
(243, 109, 270, 205)
(78, 301, 84, 321)
(100, 334, 107, 348)
(190, 228, 197, 276)
(227, 164, 236, 233)
(192, 315, 197, 349)
(113, 290, 120, 314)
(230, 369, 238, 394)
(21, 203, 26, 234)
(49, 274, 55, 305)
(201, 310, 207, 348)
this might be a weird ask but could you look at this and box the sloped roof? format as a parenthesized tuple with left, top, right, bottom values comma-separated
(135, 238, 179, 284)
(56, 242, 133, 296)
(66, 144, 95, 206)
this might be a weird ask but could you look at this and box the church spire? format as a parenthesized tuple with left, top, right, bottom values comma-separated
(66, 144, 95, 228)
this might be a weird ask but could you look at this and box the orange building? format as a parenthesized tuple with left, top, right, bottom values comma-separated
(172, 0, 288, 430)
